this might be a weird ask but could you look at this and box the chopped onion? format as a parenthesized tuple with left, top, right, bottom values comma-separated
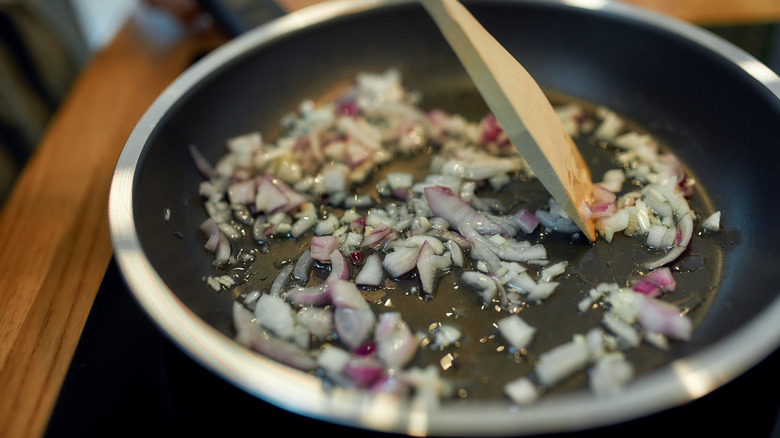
(375, 312, 418, 368)
(701, 211, 721, 232)
(311, 235, 339, 262)
(424, 185, 504, 235)
(535, 335, 590, 387)
(497, 314, 536, 350)
(382, 246, 422, 278)
(198, 70, 713, 406)
(254, 293, 296, 339)
(631, 267, 676, 297)
(286, 283, 331, 306)
(634, 294, 692, 340)
(233, 303, 317, 370)
(354, 253, 384, 287)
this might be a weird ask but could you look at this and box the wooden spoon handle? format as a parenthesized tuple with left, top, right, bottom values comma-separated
(422, 0, 596, 241)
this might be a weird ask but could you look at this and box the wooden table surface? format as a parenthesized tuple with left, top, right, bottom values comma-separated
(1, 0, 779, 437)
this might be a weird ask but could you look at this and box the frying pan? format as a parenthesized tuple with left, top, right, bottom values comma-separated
(108, 0, 780, 435)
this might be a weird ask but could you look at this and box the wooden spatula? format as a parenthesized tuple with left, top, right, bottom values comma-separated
(422, 0, 596, 242)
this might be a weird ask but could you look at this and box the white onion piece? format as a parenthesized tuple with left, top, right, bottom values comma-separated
(446, 239, 464, 267)
(602, 312, 641, 348)
(539, 261, 568, 283)
(469, 239, 502, 273)
(292, 250, 313, 280)
(497, 315, 536, 350)
(504, 377, 539, 405)
(214, 232, 231, 266)
(354, 253, 384, 287)
(701, 211, 721, 232)
(645, 212, 693, 269)
(590, 353, 634, 397)
(535, 335, 590, 387)
(199, 218, 221, 252)
(382, 246, 422, 278)
(526, 282, 560, 303)
(316, 344, 350, 373)
(460, 224, 547, 263)
(227, 179, 256, 205)
(269, 264, 294, 297)
(375, 312, 418, 368)
(400, 235, 445, 254)
(330, 279, 376, 350)
(254, 294, 296, 339)
(416, 242, 452, 295)
(460, 271, 498, 303)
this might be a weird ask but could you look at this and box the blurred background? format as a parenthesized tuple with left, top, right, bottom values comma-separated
(0, 0, 191, 206)
(1, 0, 779, 206)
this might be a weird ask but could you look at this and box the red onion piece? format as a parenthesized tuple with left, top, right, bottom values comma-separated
(361, 223, 396, 250)
(327, 249, 350, 282)
(335, 99, 359, 117)
(592, 184, 618, 204)
(344, 354, 384, 387)
(354, 341, 377, 356)
(590, 202, 617, 219)
(330, 279, 376, 350)
(233, 303, 317, 370)
(631, 267, 676, 298)
(479, 112, 502, 143)
(514, 209, 540, 234)
(634, 295, 692, 340)
(311, 235, 339, 262)
(254, 175, 306, 215)
(286, 283, 331, 306)
(188, 144, 214, 179)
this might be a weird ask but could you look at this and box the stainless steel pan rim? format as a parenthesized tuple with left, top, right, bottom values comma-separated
(108, 0, 780, 435)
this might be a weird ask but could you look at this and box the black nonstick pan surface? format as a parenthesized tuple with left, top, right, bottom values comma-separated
(109, 0, 780, 435)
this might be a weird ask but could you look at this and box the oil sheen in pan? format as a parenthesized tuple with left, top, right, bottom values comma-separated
(218, 88, 723, 402)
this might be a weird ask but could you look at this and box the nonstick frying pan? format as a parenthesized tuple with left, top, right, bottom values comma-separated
(109, 0, 780, 435)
